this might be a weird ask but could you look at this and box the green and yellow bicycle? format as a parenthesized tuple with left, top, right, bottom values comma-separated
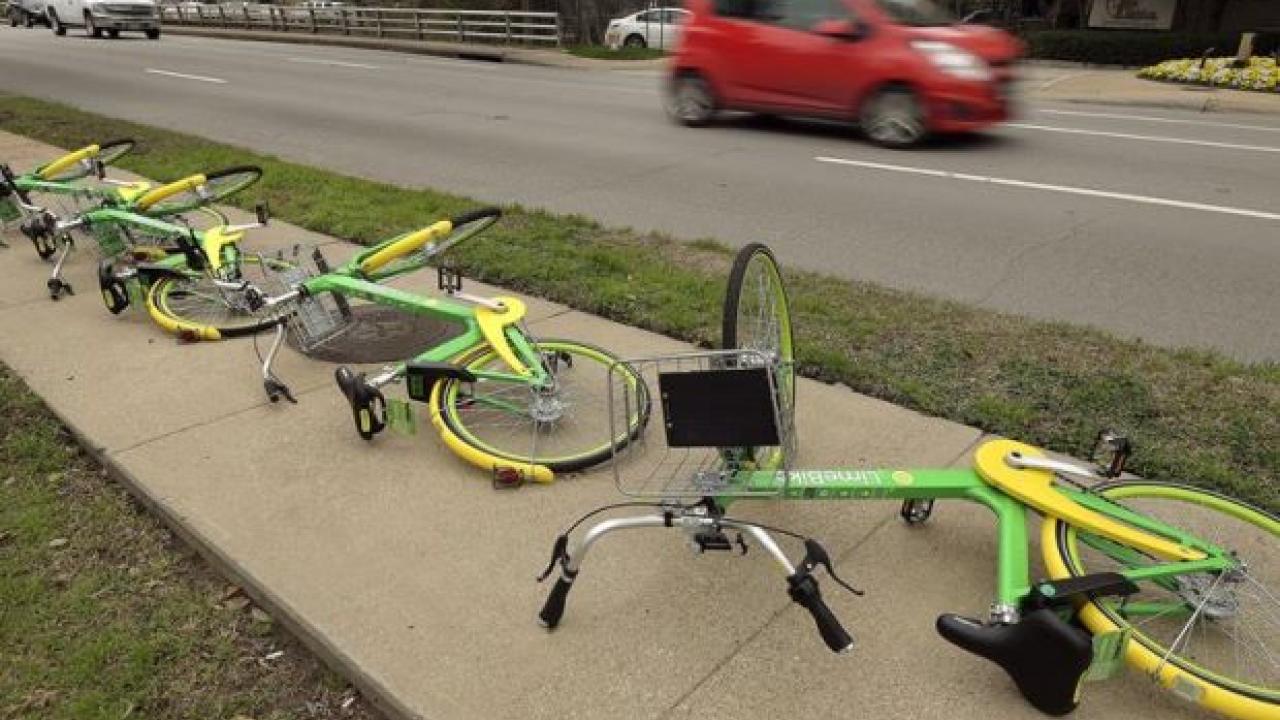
(1, 149, 261, 299)
(537, 244, 1277, 719)
(241, 207, 651, 484)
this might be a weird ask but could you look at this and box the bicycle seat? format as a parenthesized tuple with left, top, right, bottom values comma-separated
(937, 608, 1091, 716)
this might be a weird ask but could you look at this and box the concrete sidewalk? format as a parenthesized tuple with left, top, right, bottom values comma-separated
(1, 130, 1204, 720)
(1024, 64, 1280, 115)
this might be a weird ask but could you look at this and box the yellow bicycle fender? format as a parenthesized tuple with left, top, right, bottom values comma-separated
(976, 439, 1203, 563)
(199, 226, 245, 273)
(476, 297, 530, 377)
(427, 381, 554, 483)
(146, 284, 222, 341)
(134, 173, 207, 211)
(114, 182, 153, 204)
(358, 220, 452, 276)
(37, 144, 100, 180)
(1039, 521, 1274, 720)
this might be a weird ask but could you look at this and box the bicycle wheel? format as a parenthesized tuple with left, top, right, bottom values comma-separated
(116, 207, 229, 255)
(722, 242, 795, 466)
(37, 138, 136, 182)
(1042, 482, 1279, 720)
(94, 138, 136, 169)
(434, 339, 650, 473)
(146, 255, 293, 340)
(366, 207, 501, 281)
(142, 166, 262, 218)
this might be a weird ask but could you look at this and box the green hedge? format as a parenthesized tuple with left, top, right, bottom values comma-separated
(1025, 30, 1279, 66)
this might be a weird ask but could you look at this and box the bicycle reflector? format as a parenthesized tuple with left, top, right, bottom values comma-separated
(1090, 430, 1132, 479)
(493, 466, 525, 490)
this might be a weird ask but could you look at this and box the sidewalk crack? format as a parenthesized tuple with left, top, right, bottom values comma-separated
(656, 514, 895, 719)
(972, 215, 1095, 306)
(108, 379, 333, 457)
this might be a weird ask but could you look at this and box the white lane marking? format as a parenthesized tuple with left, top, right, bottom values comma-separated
(145, 68, 227, 84)
(814, 156, 1280, 222)
(288, 57, 380, 70)
(1034, 108, 1280, 134)
(1037, 72, 1087, 91)
(1005, 123, 1280, 154)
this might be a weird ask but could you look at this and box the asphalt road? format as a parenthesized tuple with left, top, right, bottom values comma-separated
(2, 28, 1278, 360)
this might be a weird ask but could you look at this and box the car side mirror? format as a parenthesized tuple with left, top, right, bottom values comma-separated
(812, 18, 863, 40)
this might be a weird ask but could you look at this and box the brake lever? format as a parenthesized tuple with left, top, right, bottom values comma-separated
(536, 535, 570, 582)
(800, 539, 864, 596)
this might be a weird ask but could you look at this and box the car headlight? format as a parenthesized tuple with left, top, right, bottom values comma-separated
(911, 41, 992, 82)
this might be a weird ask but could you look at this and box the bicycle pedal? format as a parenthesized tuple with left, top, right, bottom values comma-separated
(98, 260, 130, 314)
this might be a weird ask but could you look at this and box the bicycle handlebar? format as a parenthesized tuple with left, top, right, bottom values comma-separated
(788, 573, 854, 653)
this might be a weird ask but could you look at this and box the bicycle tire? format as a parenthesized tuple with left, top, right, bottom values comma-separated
(722, 242, 796, 467)
(36, 138, 136, 182)
(1042, 481, 1279, 719)
(141, 166, 263, 218)
(434, 339, 650, 473)
(366, 207, 501, 281)
(145, 254, 293, 340)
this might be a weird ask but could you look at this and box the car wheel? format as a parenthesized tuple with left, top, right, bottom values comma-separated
(146, 27, 160, 39)
(623, 34, 646, 49)
(85, 13, 102, 37)
(860, 86, 927, 148)
(49, 10, 66, 35)
(107, 28, 119, 38)
(666, 74, 716, 127)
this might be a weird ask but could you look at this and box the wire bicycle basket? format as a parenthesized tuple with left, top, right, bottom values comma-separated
(607, 348, 794, 499)
(259, 247, 354, 353)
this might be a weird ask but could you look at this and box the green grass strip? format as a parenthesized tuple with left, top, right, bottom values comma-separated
(1, 93, 1275, 512)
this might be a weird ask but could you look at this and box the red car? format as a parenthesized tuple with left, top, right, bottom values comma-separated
(665, 0, 1023, 147)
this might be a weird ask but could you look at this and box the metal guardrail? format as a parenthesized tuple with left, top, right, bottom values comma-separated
(159, 4, 560, 45)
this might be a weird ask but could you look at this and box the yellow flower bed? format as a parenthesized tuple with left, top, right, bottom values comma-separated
(1138, 56, 1279, 92)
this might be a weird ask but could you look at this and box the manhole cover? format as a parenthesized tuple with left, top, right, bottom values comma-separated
(290, 304, 461, 364)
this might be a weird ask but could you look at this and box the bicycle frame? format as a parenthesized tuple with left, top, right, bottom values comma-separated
(299, 271, 551, 387)
(713, 465, 1235, 614)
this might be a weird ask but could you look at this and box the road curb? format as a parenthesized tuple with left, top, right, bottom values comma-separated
(162, 26, 665, 70)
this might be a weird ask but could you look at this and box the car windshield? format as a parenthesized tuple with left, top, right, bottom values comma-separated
(871, 0, 954, 26)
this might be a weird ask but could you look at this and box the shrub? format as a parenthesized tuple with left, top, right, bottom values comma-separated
(1138, 56, 1280, 93)
(1024, 30, 1279, 66)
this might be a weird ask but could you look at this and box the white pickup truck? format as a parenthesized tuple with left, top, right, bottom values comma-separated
(44, 0, 161, 38)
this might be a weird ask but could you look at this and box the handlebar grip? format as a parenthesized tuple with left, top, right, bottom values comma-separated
(450, 207, 502, 227)
(788, 575, 854, 654)
(538, 575, 575, 629)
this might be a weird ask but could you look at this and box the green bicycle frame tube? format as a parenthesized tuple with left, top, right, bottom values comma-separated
(732, 467, 1237, 612)
(299, 273, 551, 386)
